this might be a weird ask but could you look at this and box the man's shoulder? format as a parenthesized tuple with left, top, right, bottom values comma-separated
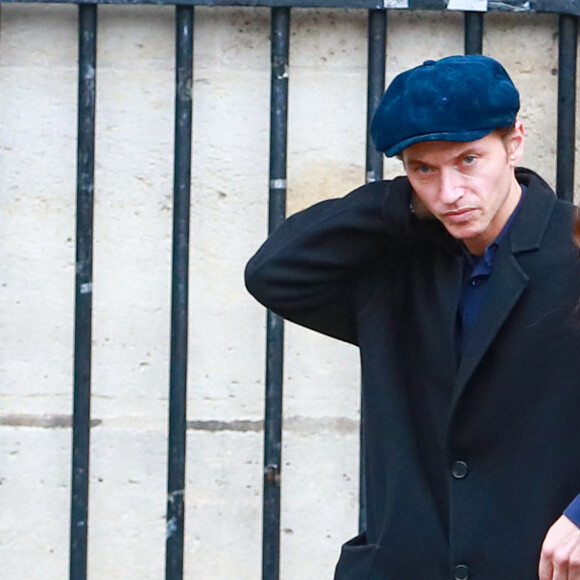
(516, 167, 575, 210)
(515, 167, 578, 222)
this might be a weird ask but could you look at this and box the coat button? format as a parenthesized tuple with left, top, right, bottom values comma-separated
(452, 460, 468, 479)
(454, 564, 469, 580)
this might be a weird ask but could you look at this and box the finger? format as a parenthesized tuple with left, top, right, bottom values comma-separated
(539, 551, 554, 580)
(552, 547, 573, 580)
(570, 546, 580, 580)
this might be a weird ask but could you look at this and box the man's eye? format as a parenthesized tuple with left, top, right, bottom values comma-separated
(417, 165, 431, 174)
(464, 155, 476, 165)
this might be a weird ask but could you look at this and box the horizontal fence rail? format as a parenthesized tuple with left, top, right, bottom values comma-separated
(0, 2, 577, 580)
(0, 0, 579, 15)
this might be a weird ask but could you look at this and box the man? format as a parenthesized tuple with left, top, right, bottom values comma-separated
(245, 55, 580, 579)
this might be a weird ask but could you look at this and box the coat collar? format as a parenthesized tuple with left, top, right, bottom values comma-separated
(508, 168, 557, 254)
(397, 167, 558, 254)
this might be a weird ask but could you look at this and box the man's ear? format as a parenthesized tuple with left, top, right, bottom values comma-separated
(507, 120, 525, 167)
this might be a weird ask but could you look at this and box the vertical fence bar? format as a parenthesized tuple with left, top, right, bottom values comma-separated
(366, 9, 386, 185)
(556, 14, 577, 202)
(262, 7, 290, 580)
(361, 8, 386, 534)
(69, 6, 97, 580)
(464, 12, 484, 55)
(165, 7, 194, 580)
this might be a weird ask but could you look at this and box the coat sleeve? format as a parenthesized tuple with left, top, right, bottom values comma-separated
(244, 178, 413, 345)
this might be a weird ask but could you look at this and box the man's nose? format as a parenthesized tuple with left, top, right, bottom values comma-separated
(438, 169, 464, 204)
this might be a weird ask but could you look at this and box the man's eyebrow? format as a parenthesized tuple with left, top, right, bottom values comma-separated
(404, 157, 429, 167)
(405, 145, 484, 166)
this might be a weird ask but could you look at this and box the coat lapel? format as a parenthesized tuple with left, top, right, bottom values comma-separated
(453, 249, 529, 398)
(451, 169, 557, 407)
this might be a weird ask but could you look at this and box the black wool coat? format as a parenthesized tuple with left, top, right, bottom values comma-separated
(245, 169, 580, 580)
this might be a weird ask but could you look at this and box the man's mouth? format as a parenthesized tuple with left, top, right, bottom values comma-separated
(443, 208, 476, 223)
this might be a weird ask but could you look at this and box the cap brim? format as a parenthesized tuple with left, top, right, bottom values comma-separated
(385, 128, 494, 157)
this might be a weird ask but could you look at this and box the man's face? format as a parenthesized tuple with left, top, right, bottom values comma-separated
(401, 123, 525, 255)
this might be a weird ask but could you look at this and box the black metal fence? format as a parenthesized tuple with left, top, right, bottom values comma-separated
(0, 1, 578, 579)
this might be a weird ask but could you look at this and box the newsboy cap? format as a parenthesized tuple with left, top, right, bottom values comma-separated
(371, 55, 520, 157)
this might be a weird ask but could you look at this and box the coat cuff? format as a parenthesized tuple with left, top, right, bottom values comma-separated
(563, 493, 580, 528)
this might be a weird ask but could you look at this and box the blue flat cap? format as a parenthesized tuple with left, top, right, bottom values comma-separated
(371, 55, 520, 157)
